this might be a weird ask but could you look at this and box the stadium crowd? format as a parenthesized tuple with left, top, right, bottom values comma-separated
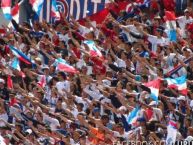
(0, 0, 193, 144)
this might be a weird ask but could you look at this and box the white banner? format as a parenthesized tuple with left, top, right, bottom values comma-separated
(166, 125, 177, 145)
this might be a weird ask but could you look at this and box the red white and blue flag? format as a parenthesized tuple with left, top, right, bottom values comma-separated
(1, 0, 12, 20)
(38, 75, 46, 88)
(83, 40, 103, 58)
(144, 79, 161, 102)
(11, 58, 26, 78)
(51, 0, 61, 21)
(30, 0, 45, 16)
(164, 11, 177, 41)
(127, 106, 140, 127)
(166, 57, 192, 77)
(10, 0, 25, 23)
(9, 45, 32, 65)
(55, 58, 79, 74)
(165, 75, 187, 95)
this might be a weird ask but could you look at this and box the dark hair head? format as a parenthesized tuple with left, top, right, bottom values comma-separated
(58, 71, 67, 80)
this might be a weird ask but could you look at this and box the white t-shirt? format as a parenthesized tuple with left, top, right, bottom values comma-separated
(150, 108, 163, 121)
(122, 25, 140, 43)
(177, 16, 193, 38)
(0, 113, 8, 127)
(78, 25, 91, 37)
(148, 35, 169, 53)
(116, 57, 126, 68)
(43, 113, 60, 131)
(74, 95, 88, 111)
(58, 33, 70, 43)
(56, 80, 71, 94)
(113, 131, 131, 140)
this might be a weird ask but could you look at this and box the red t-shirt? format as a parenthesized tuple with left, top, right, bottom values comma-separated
(91, 57, 106, 75)
(71, 47, 81, 59)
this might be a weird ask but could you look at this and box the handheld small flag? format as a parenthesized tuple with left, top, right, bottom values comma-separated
(165, 75, 187, 95)
(144, 79, 161, 102)
(1, 0, 12, 20)
(9, 45, 32, 65)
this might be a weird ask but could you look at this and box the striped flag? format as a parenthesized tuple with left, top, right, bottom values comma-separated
(164, 11, 177, 42)
(165, 75, 187, 95)
(55, 58, 79, 74)
(11, 58, 26, 78)
(51, 0, 60, 21)
(144, 79, 161, 102)
(127, 106, 140, 127)
(166, 123, 177, 145)
(1, 0, 12, 20)
(9, 45, 33, 65)
(38, 0, 52, 22)
(30, 0, 45, 17)
(10, 0, 25, 23)
(166, 57, 193, 77)
(38, 75, 46, 88)
(83, 40, 103, 58)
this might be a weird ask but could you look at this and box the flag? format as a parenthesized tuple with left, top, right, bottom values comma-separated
(165, 75, 187, 95)
(164, 11, 176, 21)
(51, 0, 60, 22)
(11, 58, 26, 78)
(11, 58, 21, 71)
(83, 40, 103, 58)
(55, 58, 79, 73)
(127, 106, 140, 126)
(166, 124, 177, 145)
(9, 45, 32, 65)
(39, 0, 109, 22)
(1, 0, 12, 20)
(38, 75, 46, 88)
(79, 8, 109, 25)
(10, 1, 22, 23)
(7, 75, 13, 89)
(30, 0, 45, 16)
(166, 57, 193, 76)
(164, 11, 177, 41)
(144, 79, 161, 102)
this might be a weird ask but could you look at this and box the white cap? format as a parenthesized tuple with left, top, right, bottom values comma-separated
(42, 65, 49, 70)
(0, 79, 5, 84)
(25, 129, 32, 135)
(149, 101, 157, 106)
(170, 97, 177, 103)
(177, 95, 186, 101)
(190, 100, 193, 108)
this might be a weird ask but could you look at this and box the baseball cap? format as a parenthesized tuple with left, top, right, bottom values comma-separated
(149, 101, 157, 106)
(184, 9, 189, 13)
(0, 78, 5, 84)
(177, 95, 186, 101)
(93, 107, 100, 113)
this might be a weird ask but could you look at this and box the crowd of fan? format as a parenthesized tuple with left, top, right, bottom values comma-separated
(0, 0, 193, 144)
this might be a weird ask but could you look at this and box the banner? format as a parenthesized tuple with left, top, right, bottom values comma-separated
(39, 0, 110, 22)
(166, 125, 177, 145)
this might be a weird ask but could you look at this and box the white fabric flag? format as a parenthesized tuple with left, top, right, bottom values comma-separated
(166, 125, 177, 145)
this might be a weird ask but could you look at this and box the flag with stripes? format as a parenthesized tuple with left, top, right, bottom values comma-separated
(38, 0, 110, 23)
